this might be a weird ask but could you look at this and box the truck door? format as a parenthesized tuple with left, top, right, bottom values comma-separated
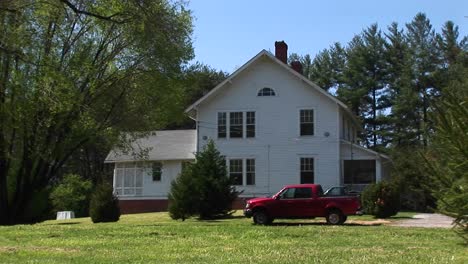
(275, 187, 315, 217)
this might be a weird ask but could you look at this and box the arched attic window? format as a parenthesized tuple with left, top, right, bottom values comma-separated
(257, 87, 276, 96)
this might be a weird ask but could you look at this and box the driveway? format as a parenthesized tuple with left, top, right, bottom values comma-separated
(390, 213, 454, 228)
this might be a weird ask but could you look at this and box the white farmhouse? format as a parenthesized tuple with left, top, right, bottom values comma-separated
(105, 41, 390, 213)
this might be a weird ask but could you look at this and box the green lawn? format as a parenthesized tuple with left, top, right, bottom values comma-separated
(0, 212, 466, 263)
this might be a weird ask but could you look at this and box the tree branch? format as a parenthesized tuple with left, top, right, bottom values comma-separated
(59, 0, 126, 24)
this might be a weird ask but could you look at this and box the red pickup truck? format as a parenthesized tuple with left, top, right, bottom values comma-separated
(243, 184, 363, 225)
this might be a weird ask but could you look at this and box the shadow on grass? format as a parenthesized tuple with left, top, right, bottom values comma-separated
(265, 221, 384, 227)
(195, 215, 247, 222)
(46, 221, 82, 225)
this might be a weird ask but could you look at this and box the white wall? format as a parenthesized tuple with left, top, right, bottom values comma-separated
(197, 57, 342, 195)
(114, 160, 184, 200)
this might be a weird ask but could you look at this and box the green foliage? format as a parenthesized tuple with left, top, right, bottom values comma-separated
(390, 148, 435, 211)
(423, 66, 468, 242)
(89, 183, 120, 223)
(169, 141, 239, 220)
(50, 174, 93, 217)
(0, 0, 193, 224)
(361, 181, 400, 218)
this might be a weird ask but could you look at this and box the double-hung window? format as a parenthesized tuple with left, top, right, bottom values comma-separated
(300, 157, 314, 184)
(228, 158, 256, 186)
(229, 159, 243, 185)
(300, 109, 314, 136)
(246, 159, 255, 185)
(218, 111, 255, 139)
(246, 112, 255, 138)
(152, 162, 162, 181)
(217, 112, 227, 138)
(230, 112, 243, 138)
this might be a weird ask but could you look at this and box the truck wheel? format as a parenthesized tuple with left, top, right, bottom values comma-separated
(326, 209, 344, 225)
(253, 210, 270, 225)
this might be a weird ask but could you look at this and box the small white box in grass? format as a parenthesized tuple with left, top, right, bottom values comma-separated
(56, 211, 75, 220)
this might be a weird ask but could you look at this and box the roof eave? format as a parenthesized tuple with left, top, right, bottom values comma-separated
(184, 50, 270, 113)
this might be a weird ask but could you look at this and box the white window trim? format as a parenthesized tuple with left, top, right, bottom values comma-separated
(297, 154, 318, 184)
(113, 163, 146, 197)
(257, 87, 277, 97)
(298, 107, 316, 137)
(152, 162, 163, 182)
(217, 111, 257, 140)
(226, 157, 256, 186)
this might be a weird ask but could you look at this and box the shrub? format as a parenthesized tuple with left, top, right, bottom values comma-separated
(50, 174, 93, 217)
(361, 181, 400, 218)
(89, 183, 120, 223)
(168, 140, 239, 220)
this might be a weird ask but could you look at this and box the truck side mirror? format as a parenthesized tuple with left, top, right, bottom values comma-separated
(275, 195, 281, 200)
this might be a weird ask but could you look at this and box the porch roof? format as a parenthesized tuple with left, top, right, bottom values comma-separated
(105, 130, 197, 163)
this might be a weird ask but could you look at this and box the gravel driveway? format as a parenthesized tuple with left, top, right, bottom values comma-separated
(390, 213, 455, 228)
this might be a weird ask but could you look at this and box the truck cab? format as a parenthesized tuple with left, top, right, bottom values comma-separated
(244, 184, 362, 225)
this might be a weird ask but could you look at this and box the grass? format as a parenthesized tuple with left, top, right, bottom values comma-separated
(0, 211, 466, 263)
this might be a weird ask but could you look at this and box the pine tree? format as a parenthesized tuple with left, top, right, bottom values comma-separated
(168, 141, 239, 220)
(405, 13, 442, 146)
(385, 22, 420, 146)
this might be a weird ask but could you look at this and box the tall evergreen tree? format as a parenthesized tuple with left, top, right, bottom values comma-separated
(385, 23, 420, 146)
(405, 13, 441, 146)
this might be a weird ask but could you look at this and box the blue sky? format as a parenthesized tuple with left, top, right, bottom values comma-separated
(188, 0, 467, 73)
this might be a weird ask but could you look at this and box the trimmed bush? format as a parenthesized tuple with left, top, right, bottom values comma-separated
(361, 181, 400, 218)
(50, 174, 93, 217)
(169, 140, 239, 220)
(89, 183, 120, 223)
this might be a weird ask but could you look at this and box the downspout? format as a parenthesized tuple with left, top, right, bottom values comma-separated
(267, 144, 271, 195)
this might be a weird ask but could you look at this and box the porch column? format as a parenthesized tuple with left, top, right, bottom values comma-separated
(375, 159, 382, 182)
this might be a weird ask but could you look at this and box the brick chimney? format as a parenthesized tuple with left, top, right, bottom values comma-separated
(275, 41, 288, 64)
(291, 61, 303, 74)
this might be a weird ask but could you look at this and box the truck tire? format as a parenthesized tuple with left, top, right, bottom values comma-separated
(326, 209, 344, 225)
(253, 210, 271, 225)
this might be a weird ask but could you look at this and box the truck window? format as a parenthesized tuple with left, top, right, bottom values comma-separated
(280, 187, 312, 199)
(280, 188, 295, 199)
(294, 187, 312, 198)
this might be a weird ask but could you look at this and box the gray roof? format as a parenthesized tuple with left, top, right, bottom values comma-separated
(105, 130, 196, 163)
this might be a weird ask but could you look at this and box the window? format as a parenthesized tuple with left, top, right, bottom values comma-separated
(152, 162, 162, 181)
(344, 160, 376, 184)
(229, 159, 243, 185)
(246, 159, 255, 185)
(218, 112, 227, 138)
(229, 112, 243, 138)
(279, 187, 312, 199)
(227, 158, 255, 186)
(246, 112, 255, 138)
(114, 162, 143, 196)
(300, 109, 314, 136)
(300, 157, 314, 184)
(294, 187, 312, 198)
(218, 111, 256, 139)
(257, 87, 276, 96)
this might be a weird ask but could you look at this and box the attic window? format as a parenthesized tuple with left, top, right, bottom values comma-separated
(257, 87, 276, 96)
